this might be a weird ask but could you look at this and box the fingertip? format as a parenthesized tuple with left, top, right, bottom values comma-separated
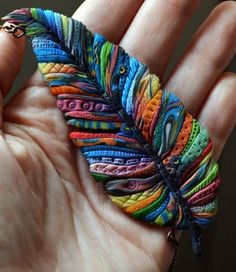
(0, 29, 25, 96)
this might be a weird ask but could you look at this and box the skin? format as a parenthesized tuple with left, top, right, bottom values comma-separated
(0, 0, 235, 271)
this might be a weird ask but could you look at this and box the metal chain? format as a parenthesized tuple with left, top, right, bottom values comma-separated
(167, 230, 180, 272)
(0, 22, 25, 38)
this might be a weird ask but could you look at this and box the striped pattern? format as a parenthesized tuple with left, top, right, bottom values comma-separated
(3, 8, 221, 255)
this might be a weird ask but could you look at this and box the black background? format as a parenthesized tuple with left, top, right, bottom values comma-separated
(0, 1, 235, 271)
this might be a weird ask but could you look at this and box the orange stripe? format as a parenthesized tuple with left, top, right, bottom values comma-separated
(50, 86, 94, 96)
(194, 212, 215, 218)
(163, 113, 192, 164)
(124, 186, 163, 214)
(139, 90, 162, 142)
(73, 138, 118, 147)
(39, 63, 79, 75)
(135, 78, 150, 121)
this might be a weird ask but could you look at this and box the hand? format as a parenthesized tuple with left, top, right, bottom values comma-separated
(0, 1, 235, 271)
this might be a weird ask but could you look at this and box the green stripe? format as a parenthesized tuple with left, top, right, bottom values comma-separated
(132, 187, 168, 218)
(92, 173, 111, 182)
(100, 42, 113, 89)
(184, 163, 219, 199)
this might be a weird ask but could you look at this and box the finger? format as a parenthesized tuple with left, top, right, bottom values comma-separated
(120, 0, 201, 76)
(0, 30, 25, 128)
(198, 72, 236, 160)
(165, 1, 236, 115)
(0, 31, 25, 96)
(4, 0, 143, 134)
(73, 0, 144, 43)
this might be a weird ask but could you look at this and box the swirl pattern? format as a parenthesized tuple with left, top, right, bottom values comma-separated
(3, 8, 221, 256)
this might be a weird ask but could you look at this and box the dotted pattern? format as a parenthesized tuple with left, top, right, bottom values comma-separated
(3, 8, 221, 256)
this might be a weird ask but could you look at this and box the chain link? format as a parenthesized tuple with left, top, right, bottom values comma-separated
(0, 22, 25, 38)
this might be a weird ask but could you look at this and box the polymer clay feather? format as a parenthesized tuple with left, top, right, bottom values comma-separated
(3, 8, 221, 256)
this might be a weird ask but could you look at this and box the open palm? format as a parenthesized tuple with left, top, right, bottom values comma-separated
(0, 1, 235, 272)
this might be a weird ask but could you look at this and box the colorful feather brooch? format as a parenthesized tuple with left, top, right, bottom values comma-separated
(2, 8, 221, 257)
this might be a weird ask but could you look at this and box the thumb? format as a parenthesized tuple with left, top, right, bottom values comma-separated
(0, 28, 25, 127)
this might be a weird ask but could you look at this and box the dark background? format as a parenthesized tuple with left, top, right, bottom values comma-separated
(0, 1, 235, 271)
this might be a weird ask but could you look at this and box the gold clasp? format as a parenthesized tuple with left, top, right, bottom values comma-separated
(0, 22, 25, 38)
